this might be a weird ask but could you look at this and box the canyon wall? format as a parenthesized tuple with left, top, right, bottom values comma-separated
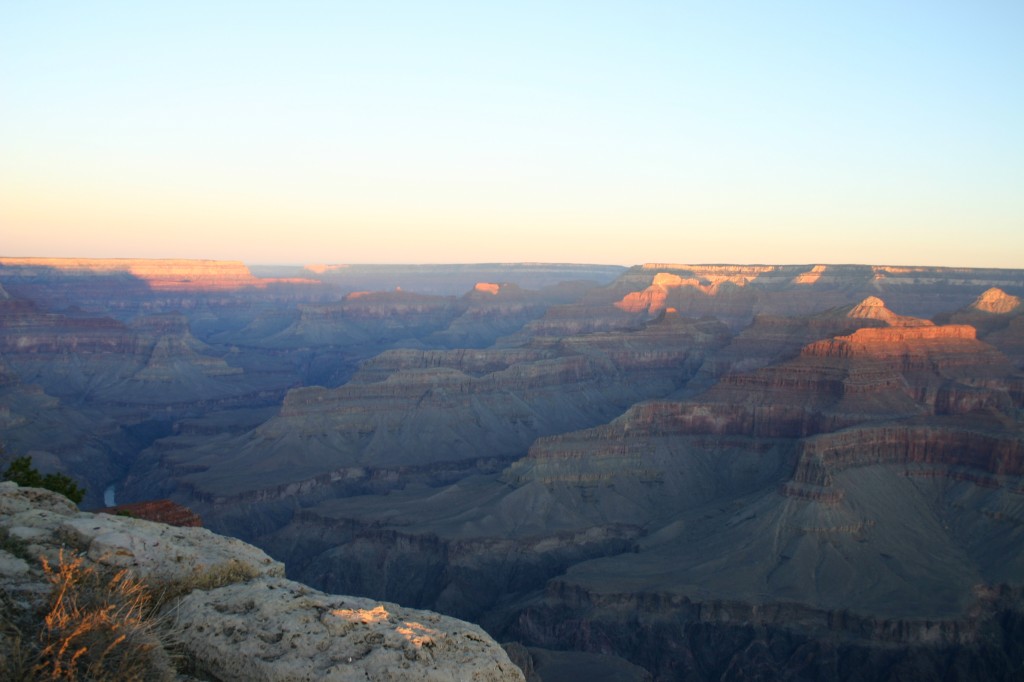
(2, 259, 1023, 680)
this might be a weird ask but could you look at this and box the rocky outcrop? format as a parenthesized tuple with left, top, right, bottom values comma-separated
(972, 287, 1022, 314)
(0, 482, 523, 681)
(174, 578, 523, 682)
(803, 324, 979, 359)
(846, 295, 933, 326)
(934, 287, 1024, 369)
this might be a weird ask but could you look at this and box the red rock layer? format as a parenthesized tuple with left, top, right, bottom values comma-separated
(98, 499, 203, 527)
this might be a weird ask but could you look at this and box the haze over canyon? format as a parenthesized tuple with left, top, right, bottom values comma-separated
(1, 257, 1022, 681)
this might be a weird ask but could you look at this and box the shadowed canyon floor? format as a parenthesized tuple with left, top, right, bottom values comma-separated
(2, 259, 1023, 680)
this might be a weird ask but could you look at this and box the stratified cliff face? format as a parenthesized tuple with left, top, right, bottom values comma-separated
(0, 304, 277, 408)
(494, 304, 1024, 680)
(274, 296, 1023, 680)
(937, 287, 1024, 370)
(130, 312, 730, 505)
(4, 259, 1024, 681)
(509, 309, 1018, 499)
(607, 264, 1024, 329)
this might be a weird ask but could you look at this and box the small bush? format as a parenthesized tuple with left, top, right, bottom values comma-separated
(2, 455, 85, 505)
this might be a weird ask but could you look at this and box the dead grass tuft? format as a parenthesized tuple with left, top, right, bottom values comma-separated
(0, 614, 33, 682)
(30, 550, 174, 681)
(2, 550, 263, 680)
(151, 558, 263, 609)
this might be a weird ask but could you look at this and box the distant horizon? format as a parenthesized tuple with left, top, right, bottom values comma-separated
(3, 254, 1024, 272)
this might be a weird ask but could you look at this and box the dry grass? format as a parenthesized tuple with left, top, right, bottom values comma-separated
(5, 550, 175, 681)
(151, 557, 263, 609)
(2, 550, 264, 680)
(0, 614, 33, 682)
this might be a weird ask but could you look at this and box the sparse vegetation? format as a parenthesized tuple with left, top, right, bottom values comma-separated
(2, 455, 86, 505)
(151, 558, 263, 608)
(1, 551, 174, 681)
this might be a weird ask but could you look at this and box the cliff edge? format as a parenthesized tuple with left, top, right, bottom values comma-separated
(0, 482, 523, 681)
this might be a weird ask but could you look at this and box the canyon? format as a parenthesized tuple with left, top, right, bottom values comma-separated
(1, 258, 1022, 680)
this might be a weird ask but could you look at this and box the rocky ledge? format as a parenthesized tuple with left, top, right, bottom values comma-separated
(0, 482, 523, 681)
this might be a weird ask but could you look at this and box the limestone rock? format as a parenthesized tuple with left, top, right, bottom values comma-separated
(0, 483, 523, 682)
(57, 514, 284, 587)
(173, 577, 524, 682)
(0, 480, 78, 516)
(0, 482, 282, 592)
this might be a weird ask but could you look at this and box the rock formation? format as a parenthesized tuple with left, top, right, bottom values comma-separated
(3, 258, 1024, 680)
(971, 287, 1022, 315)
(0, 482, 523, 681)
(128, 312, 728, 508)
(936, 287, 1024, 370)
(0, 257, 277, 291)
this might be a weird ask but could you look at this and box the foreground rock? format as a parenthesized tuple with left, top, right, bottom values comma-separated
(175, 577, 523, 681)
(0, 482, 523, 681)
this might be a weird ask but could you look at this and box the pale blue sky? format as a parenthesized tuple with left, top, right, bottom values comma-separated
(2, 1, 1022, 266)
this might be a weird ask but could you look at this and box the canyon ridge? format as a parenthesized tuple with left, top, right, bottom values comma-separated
(1, 258, 1022, 681)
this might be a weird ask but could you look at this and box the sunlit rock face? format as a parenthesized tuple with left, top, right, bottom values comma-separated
(606, 263, 1024, 329)
(971, 287, 1022, 314)
(934, 287, 1024, 371)
(0, 257, 266, 291)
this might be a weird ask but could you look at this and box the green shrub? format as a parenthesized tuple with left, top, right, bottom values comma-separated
(2, 455, 85, 505)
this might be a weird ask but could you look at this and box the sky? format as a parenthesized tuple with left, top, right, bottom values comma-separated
(1, 1, 1022, 267)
